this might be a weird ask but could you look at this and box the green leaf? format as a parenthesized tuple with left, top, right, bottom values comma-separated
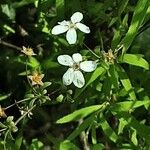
(74, 66, 105, 98)
(1, 4, 15, 20)
(118, 118, 128, 134)
(111, 13, 128, 49)
(15, 134, 23, 150)
(56, 0, 64, 18)
(12, 0, 37, 8)
(67, 114, 96, 141)
(113, 112, 150, 145)
(99, 114, 118, 143)
(118, 0, 129, 16)
(117, 65, 136, 100)
(56, 105, 102, 124)
(29, 139, 43, 150)
(108, 65, 119, 90)
(111, 30, 121, 50)
(144, 6, 150, 23)
(0, 93, 11, 101)
(121, 0, 150, 53)
(28, 57, 40, 68)
(91, 144, 105, 150)
(59, 140, 80, 150)
(109, 100, 150, 112)
(131, 129, 138, 146)
(91, 125, 97, 144)
(119, 54, 149, 70)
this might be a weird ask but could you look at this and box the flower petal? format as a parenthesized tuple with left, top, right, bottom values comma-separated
(76, 23, 90, 33)
(51, 25, 68, 35)
(58, 20, 70, 26)
(63, 68, 74, 86)
(80, 61, 97, 72)
(57, 55, 74, 66)
(71, 12, 83, 23)
(73, 71, 85, 88)
(66, 29, 77, 44)
(72, 53, 82, 63)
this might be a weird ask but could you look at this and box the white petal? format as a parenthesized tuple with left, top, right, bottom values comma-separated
(76, 23, 90, 33)
(71, 12, 83, 23)
(58, 20, 69, 26)
(63, 68, 74, 86)
(72, 53, 82, 63)
(80, 61, 97, 72)
(57, 55, 73, 66)
(66, 29, 77, 44)
(51, 25, 68, 35)
(73, 71, 85, 88)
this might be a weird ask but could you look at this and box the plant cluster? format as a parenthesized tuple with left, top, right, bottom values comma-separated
(0, 0, 150, 150)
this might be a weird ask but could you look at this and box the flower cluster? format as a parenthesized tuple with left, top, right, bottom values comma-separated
(21, 12, 97, 89)
(21, 46, 36, 56)
(51, 12, 97, 88)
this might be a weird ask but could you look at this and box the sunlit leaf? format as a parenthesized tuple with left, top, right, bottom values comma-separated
(59, 140, 80, 150)
(119, 54, 149, 70)
(121, 0, 149, 53)
(99, 114, 118, 143)
(56, 105, 102, 124)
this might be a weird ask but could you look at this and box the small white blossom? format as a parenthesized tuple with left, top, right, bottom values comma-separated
(51, 12, 90, 44)
(57, 53, 97, 88)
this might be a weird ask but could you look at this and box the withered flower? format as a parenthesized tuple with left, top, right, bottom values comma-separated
(21, 46, 36, 56)
(102, 49, 116, 64)
(0, 105, 7, 118)
(28, 72, 44, 86)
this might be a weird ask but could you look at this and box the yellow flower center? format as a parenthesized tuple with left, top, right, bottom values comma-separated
(32, 75, 42, 84)
(72, 63, 80, 70)
(69, 22, 76, 29)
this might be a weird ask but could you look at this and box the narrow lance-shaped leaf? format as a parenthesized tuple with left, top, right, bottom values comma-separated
(99, 114, 118, 143)
(67, 114, 96, 141)
(119, 54, 149, 70)
(117, 65, 136, 100)
(59, 140, 80, 150)
(121, 0, 149, 53)
(109, 100, 150, 112)
(56, 105, 103, 124)
(56, 0, 65, 18)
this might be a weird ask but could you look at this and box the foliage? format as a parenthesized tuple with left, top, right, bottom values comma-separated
(0, 0, 150, 149)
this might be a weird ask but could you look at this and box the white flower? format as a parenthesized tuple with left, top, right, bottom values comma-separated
(51, 12, 90, 44)
(57, 53, 97, 88)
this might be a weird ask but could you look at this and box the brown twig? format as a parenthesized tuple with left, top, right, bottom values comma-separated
(0, 39, 22, 51)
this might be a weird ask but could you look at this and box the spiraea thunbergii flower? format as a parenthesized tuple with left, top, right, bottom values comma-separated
(51, 12, 90, 44)
(28, 72, 44, 86)
(21, 46, 36, 56)
(0, 105, 7, 118)
(57, 53, 97, 88)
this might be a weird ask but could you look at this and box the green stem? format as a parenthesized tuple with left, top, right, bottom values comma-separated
(83, 43, 101, 59)
(15, 105, 36, 126)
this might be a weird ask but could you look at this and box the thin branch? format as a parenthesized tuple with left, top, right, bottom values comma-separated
(15, 105, 36, 125)
(79, 119, 90, 150)
(4, 97, 38, 110)
(83, 43, 101, 59)
(0, 39, 22, 51)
